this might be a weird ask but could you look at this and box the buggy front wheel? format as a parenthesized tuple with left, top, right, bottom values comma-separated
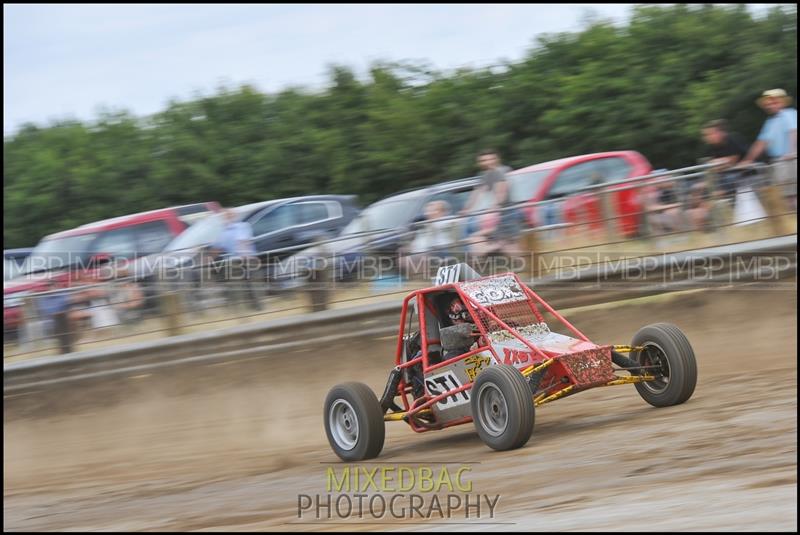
(324, 382, 385, 461)
(631, 323, 697, 407)
(470, 365, 535, 451)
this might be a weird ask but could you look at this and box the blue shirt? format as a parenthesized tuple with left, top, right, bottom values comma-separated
(38, 292, 70, 316)
(758, 108, 797, 159)
(215, 221, 256, 257)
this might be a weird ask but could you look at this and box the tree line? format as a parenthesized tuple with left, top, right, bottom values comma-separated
(4, 4, 796, 248)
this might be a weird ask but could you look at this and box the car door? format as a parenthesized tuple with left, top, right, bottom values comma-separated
(593, 156, 640, 237)
(91, 226, 139, 260)
(249, 204, 299, 259)
(133, 220, 176, 255)
(548, 159, 628, 236)
(293, 200, 343, 242)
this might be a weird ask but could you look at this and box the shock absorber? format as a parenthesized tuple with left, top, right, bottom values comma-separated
(611, 349, 641, 375)
(379, 366, 403, 413)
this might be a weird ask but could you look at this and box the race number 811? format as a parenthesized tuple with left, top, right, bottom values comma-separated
(425, 371, 470, 408)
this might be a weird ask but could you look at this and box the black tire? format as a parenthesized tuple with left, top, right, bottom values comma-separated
(470, 365, 535, 451)
(324, 382, 385, 461)
(631, 323, 697, 407)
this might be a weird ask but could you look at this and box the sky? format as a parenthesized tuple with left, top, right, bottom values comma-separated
(2, 4, 789, 135)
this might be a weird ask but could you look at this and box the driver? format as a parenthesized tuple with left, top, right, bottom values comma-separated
(441, 294, 482, 360)
(445, 294, 473, 326)
(406, 294, 477, 401)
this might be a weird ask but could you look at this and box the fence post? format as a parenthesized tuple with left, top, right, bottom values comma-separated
(161, 291, 183, 336)
(600, 189, 618, 243)
(523, 229, 541, 280)
(52, 310, 74, 354)
(306, 267, 329, 312)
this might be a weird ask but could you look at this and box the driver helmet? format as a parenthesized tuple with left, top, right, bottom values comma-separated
(447, 295, 473, 324)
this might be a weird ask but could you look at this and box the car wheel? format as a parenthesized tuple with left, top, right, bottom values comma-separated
(471, 365, 535, 451)
(324, 382, 385, 461)
(631, 323, 697, 407)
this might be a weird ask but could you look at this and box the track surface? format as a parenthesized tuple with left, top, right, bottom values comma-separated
(4, 287, 797, 531)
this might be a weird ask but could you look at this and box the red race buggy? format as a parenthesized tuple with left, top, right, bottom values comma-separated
(324, 264, 697, 461)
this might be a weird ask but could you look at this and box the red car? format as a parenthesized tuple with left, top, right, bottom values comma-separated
(4, 202, 220, 338)
(507, 151, 653, 237)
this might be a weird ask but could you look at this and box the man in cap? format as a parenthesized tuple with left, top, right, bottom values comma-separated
(739, 89, 797, 208)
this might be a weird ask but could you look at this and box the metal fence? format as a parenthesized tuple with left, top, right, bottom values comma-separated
(4, 235, 796, 392)
(4, 158, 796, 358)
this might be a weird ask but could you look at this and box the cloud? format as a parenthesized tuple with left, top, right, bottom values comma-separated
(2, 3, 785, 134)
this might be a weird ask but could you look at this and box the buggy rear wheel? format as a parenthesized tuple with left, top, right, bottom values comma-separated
(471, 365, 535, 451)
(324, 382, 385, 461)
(631, 323, 697, 407)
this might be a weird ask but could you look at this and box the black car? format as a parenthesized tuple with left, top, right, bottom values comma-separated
(131, 195, 359, 301)
(274, 178, 483, 284)
(245, 195, 360, 258)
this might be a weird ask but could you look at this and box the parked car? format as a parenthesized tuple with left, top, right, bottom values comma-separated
(507, 151, 653, 237)
(3, 248, 33, 282)
(274, 178, 483, 284)
(245, 195, 360, 260)
(3, 202, 220, 338)
(130, 195, 360, 302)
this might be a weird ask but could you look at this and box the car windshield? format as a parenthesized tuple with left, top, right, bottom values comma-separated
(341, 194, 422, 235)
(508, 170, 551, 204)
(22, 233, 98, 274)
(164, 213, 226, 252)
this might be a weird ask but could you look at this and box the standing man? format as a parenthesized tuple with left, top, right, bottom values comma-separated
(460, 149, 511, 240)
(739, 89, 797, 209)
(701, 119, 750, 202)
(703, 119, 749, 168)
(213, 208, 262, 311)
(462, 149, 511, 215)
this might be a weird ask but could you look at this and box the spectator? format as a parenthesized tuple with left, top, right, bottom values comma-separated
(410, 201, 456, 255)
(644, 180, 683, 234)
(701, 119, 750, 202)
(685, 182, 712, 232)
(109, 266, 145, 325)
(460, 149, 511, 236)
(465, 209, 524, 257)
(212, 208, 262, 311)
(25, 281, 69, 352)
(461, 149, 527, 257)
(56, 269, 97, 330)
(739, 89, 797, 208)
(86, 266, 121, 333)
(401, 200, 458, 278)
(34, 279, 93, 353)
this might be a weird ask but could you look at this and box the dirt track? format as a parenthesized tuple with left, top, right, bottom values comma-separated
(4, 286, 798, 531)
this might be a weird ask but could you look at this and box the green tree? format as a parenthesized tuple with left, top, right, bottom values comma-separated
(4, 4, 796, 248)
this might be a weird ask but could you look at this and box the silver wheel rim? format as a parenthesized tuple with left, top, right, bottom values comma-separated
(477, 383, 509, 437)
(329, 399, 359, 450)
(640, 341, 671, 394)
